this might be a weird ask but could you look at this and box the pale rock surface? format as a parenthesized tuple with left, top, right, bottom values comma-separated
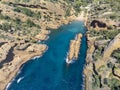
(67, 33, 82, 63)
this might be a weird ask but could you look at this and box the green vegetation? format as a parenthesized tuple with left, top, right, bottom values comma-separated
(0, 14, 11, 21)
(14, 18, 21, 24)
(98, 65, 105, 72)
(112, 49, 120, 63)
(0, 33, 12, 40)
(43, 15, 51, 21)
(89, 0, 120, 23)
(89, 30, 120, 40)
(46, 0, 58, 3)
(93, 48, 102, 61)
(0, 5, 40, 37)
(25, 19, 36, 27)
(73, 0, 82, 12)
(92, 74, 100, 90)
(0, 23, 11, 32)
(0, 17, 40, 32)
(65, 0, 84, 13)
(107, 78, 120, 90)
(13, 7, 41, 19)
(65, 6, 71, 17)
(14, 7, 34, 17)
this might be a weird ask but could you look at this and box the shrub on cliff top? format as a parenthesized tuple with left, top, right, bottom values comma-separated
(14, 7, 34, 17)
(0, 23, 11, 32)
(92, 74, 100, 89)
(26, 19, 36, 27)
(14, 7, 41, 19)
(107, 78, 120, 90)
(112, 49, 120, 63)
(89, 30, 120, 40)
(0, 13, 11, 21)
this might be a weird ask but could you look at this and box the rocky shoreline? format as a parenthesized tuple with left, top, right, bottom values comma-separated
(0, 42, 47, 90)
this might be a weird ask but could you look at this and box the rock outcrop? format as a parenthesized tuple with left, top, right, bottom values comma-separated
(84, 33, 95, 90)
(35, 30, 50, 41)
(95, 33, 120, 69)
(66, 33, 82, 63)
(86, 34, 95, 64)
(0, 43, 14, 63)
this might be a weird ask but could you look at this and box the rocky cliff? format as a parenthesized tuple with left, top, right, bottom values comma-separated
(84, 0, 120, 90)
(84, 0, 120, 89)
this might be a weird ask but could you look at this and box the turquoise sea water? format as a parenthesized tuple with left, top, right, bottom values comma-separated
(7, 21, 87, 90)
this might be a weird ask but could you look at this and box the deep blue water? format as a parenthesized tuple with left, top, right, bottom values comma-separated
(7, 21, 87, 90)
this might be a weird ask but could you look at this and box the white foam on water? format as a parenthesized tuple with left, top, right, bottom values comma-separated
(66, 57, 73, 64)
(82, 74, 85, 90)
(65, 56, 75, 64)
(17, 77, 24, 84)
(5, 82, 12, 90)
(17, 69, 22, 74)
(65, 52, 76, 64)
(5, 78, 15, 90)
(32, 56, 41, 60)
(5, 64, 25, 90)
(82, 84, 85, 90)
(45, 36, 49, 40)
(5, 73, 24, 90)
(32, 46, 48, 60)
(38, 36, 50, 43)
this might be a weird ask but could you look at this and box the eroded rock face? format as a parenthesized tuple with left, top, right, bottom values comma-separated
(67, 33, 82, 63)
(0, 43, 14, 63)
(26, 43, 47, 53)
(35, 30, 50, 41)
(86, 34, 95, 64)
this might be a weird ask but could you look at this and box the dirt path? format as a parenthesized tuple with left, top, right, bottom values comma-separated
(76, 11, 85, 21)
(76, 10, 88, 26)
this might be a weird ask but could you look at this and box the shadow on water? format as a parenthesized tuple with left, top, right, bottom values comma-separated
(7, 21, 87, 90)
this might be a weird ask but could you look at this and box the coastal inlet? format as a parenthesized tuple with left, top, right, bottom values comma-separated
(6, 21, 87, 90)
